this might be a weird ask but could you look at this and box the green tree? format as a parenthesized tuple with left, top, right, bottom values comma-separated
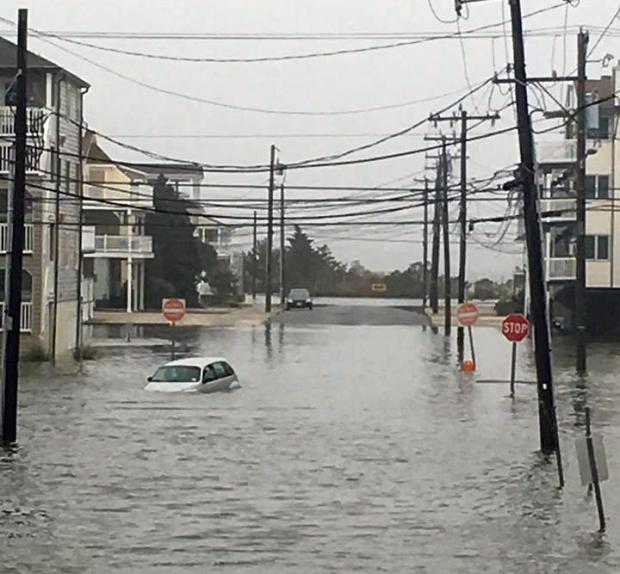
(145, 176, 203, 307)
(473, 278, 500, 300)
(243, 238, 280, 294)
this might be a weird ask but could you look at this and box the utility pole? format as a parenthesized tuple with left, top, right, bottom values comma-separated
(265, 144, 275, 313)
(440, 137, 452, 336)
(509, 0, 559, 455)
(458, 112, 468, 357)
(430, 110, 499, 356)
(422, 178, 429, 310)
(575, 29, 589, 374)
(252, 210, 257, 301)
(279, 183, 286, 306)
(1, 9, 27, 444)
(430, 163, 441, 314)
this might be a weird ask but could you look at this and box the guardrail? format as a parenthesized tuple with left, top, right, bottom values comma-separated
(0, 223, 34, 253)
(94, 234, 153, 255)
(548, 257, 576, 281)
(0, 301, 33, 332)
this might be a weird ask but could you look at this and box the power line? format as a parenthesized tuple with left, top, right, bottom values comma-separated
(15, 5, 568, 65)
(0, 4, 567, 119)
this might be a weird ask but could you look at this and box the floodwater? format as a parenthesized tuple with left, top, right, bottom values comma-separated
(2, 306, 620, 573)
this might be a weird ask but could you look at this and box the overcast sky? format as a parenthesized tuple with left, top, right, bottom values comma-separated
(2, 0, 619, 280)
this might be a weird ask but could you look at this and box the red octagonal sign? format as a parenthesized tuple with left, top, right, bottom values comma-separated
(162, 298, 186, 323)
(502, 313, 530, 343)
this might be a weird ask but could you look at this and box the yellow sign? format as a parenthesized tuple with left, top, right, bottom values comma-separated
(371, 283, 387, 292)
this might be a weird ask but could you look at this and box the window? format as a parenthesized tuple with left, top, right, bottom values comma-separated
(212, 362, 227, 379)
(151, 366, 201, 383)
(585, 235, 610, 260)
(64, 161, 71, 193)
(202, 365, 216, 383)
(0, 270, 33, 302)
(585, 175, 610, 199)
(221, 362, 234, 377)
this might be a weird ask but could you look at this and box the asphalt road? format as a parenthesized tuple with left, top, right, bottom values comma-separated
(273, 304, 429, 326)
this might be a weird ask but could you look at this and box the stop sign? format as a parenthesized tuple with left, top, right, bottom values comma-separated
(502, 313, 530, 342)
(457, 302, 479, 326)
(162, 298, 186, 323)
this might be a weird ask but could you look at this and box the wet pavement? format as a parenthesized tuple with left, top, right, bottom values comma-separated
(274, 304, 428, 326)
(2, 303, 620, 572)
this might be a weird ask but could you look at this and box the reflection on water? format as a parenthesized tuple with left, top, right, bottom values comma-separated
(2, 324, 620, 572)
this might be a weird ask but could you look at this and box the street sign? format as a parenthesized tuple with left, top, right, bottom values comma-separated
(371, 283, 387, 292)
(576, 435, 609, 487)
(162, 298, 186, 323)
(457, 302, 479, 326)
(502, 313, 530, 342)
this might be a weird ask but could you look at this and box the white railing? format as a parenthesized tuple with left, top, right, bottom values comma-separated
(0, 301, 33, 332)
(0, 107, 45, 135)
(94, 234, 153, 255)
(82, 226, 96, 253)
(542, 198, 576, 221)
(81, 278, 95, 321)
(537, 141, 577, 165)
(0, 223, 34, 254)
(0, 143, 41, 174)
(548, 257, 576, 281)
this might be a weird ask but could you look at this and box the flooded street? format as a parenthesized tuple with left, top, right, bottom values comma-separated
(2, 305, 620, 572)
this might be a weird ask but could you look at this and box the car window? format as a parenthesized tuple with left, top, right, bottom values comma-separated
(212, 362, 228, 379)
(151, 366, 201, 383)
(202, 365, 216, 383)
(289, 289, 309, 299)
(221, 362, 234, 376)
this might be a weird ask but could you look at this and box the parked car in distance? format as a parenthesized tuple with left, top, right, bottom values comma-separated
(144, 357, 239, 393)
(286, 288, 313, 310)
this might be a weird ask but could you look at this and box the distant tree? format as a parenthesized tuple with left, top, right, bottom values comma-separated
(243, 238, 280, 294)
(473, 278, 500, 300)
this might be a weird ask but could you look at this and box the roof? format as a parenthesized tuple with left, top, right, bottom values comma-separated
(0, 36, 89, 88)
(129, 162, 204, 178)
(165, 357, 228, 368)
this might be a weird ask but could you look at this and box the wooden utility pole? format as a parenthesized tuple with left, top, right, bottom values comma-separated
(422, 178, 429, 310)
(440, 137, 452, 336)
(430, 163, 441, 314)
(430, 110, 499, 357)
(575, 29, 589, 374)
(279, 183, 286, 306)
(252, 210, 257, 301)
(1, 9, 28, 445)
(508, 0, 559, 457)
(265, 145, 276, 313)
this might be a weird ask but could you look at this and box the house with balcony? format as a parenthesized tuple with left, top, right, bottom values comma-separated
(82, 132, 154, 311)
(537, 63, 620, 333)
(0, 37, 90, 359)
(129, 162, 245, 297)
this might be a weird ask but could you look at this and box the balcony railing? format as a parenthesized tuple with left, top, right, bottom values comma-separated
(542, 198, 577, 222)
(0, 223, 34, 254)
(548, 257, 576, 281)
(92, 234, 153, 257)
(0, 142, 41, 174)
(537, 141, 577, 166)
(0, 107, 45, 135)
(0, 301, 33, 332)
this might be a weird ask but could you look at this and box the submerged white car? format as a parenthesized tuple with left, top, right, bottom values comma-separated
(144, 357, 239, 393)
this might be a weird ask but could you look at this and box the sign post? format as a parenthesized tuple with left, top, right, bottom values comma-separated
(162, 298, 186, 361)
(575, 407, 608, 532)
(501, 313, 530, 397)
(457, 302, 479, 370)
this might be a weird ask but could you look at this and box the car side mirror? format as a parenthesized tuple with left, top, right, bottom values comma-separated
(147, 376, 153, 382)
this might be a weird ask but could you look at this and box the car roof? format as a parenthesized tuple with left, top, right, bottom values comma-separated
(164, 357, 228, 369)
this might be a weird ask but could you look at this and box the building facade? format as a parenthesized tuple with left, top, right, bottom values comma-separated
(0, 37, 89, 359)
(538, 63, 620, 333)
(83, 133, 153, 311)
